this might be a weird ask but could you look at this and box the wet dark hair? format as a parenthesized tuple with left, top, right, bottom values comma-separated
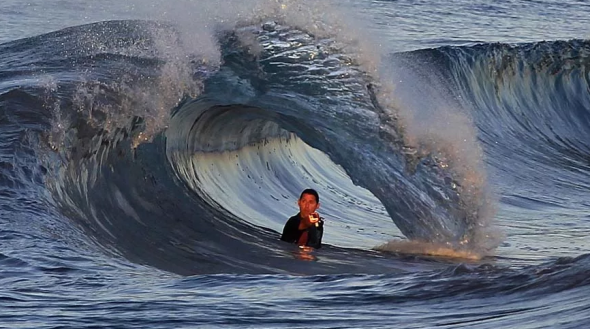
(299, 188, 319, 203)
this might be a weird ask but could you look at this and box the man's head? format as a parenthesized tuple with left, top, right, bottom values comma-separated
(298, 188, 320, 218)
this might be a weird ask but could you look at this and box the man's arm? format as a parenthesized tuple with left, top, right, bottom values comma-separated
(307, 219, 324, 249)
(280, 217, 299, 243)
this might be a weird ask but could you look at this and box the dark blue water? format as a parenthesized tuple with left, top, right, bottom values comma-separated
(1, 0, 590, 327)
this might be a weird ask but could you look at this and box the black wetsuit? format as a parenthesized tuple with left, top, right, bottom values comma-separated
(280, 213, 324, 249)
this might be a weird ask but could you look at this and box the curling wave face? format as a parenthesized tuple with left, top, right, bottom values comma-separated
(165, 21, 494, 249)
(1, 19, 518, 274)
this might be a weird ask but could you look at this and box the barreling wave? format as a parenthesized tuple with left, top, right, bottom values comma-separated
(1, 19, 494, 274)
(164, 22, 499, 257)
(4, 17, 588, 274)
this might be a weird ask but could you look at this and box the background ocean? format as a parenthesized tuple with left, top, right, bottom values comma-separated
(1, 0, 590, 328)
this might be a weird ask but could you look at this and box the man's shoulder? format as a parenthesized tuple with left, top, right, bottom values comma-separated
(286, 214, 300, 224)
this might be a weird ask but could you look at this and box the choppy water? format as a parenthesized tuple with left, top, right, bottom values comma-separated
(1, 0, 590, 328)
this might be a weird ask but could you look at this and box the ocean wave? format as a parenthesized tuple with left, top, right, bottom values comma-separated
(399, 40, 590, 177)
(1, 19, 495, 274)
(2, 19, 587, 274)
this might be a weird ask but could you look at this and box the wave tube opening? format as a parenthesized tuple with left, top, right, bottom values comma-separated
(166, 101, 402, 250)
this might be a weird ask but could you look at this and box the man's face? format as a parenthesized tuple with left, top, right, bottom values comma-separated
(298, 193, 319, 218)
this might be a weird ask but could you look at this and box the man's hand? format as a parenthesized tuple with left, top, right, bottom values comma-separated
(299, 212, 321, 230)
(309, 212, 320, 226)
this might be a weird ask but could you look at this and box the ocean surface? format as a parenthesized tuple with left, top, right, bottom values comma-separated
(1, 0, 590, 327)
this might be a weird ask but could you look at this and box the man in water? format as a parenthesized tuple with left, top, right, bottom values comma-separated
(280, 188, 324, 249)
